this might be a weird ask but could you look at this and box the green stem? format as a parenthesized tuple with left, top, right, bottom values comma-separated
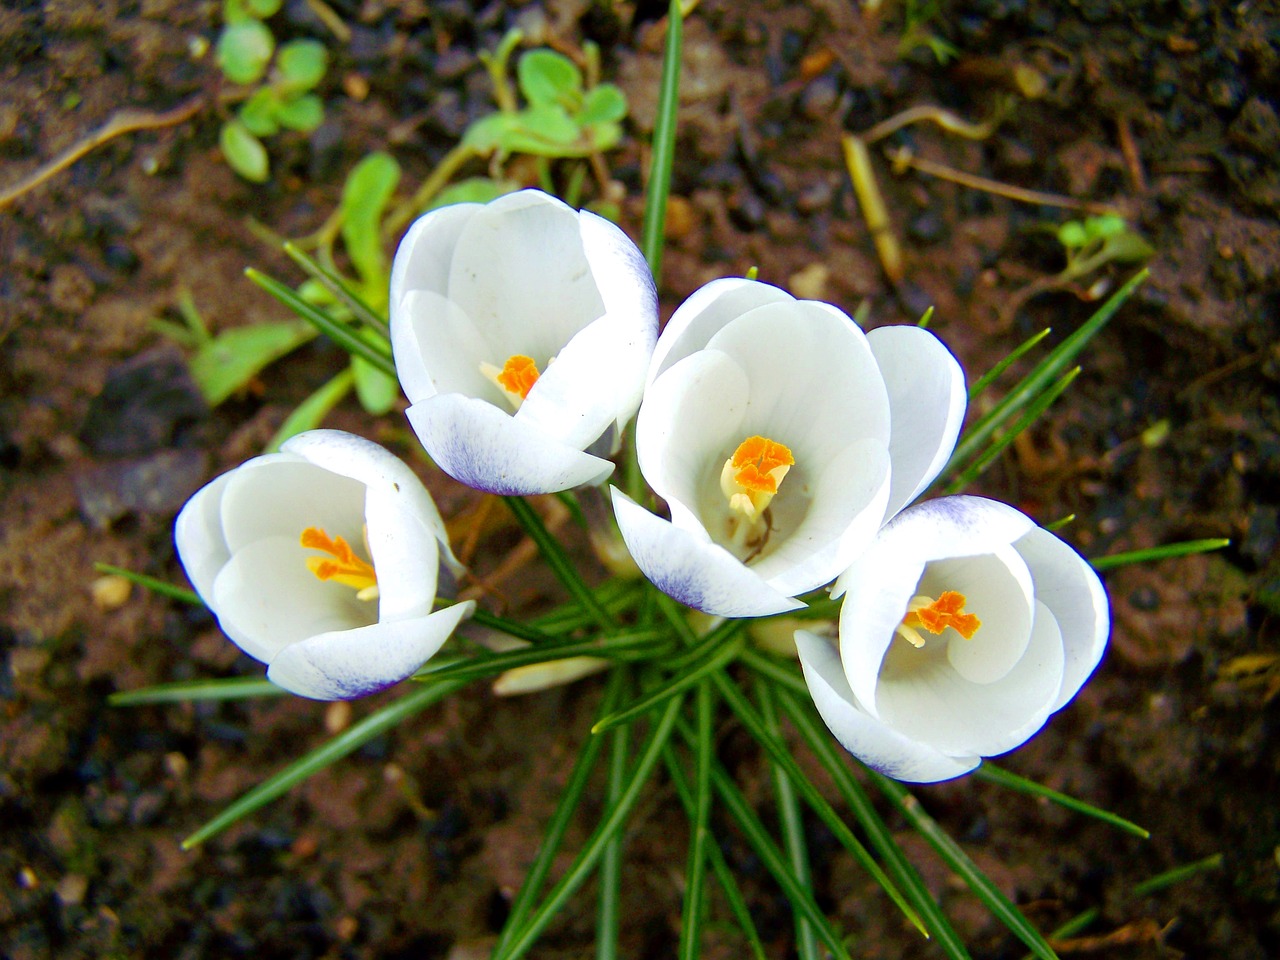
(678, 679, 715, 960)
(639, 0, 683, 287)
(596, 706, 631, 960)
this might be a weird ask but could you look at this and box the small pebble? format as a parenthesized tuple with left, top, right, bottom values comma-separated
(324, 700, 352, 734)
(55, 874, 88, 907)
(789, 263, 830, 301)
(91, 575, 132, 611)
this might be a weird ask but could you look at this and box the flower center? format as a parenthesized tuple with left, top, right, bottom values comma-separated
(894, 591, 981, 649)
(301, 527, 379, 601)
(720, 435, 795, 524)
(480, 354, 541, 410)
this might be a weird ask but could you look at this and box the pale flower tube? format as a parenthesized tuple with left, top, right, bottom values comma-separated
(390, 189, 658, 495)
(796, 495, 1110, 783)
(174, 429, 474, 700)
(611, 278, 966, 618)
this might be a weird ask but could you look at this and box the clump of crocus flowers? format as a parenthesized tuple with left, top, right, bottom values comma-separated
(176, 189, 1108, 784)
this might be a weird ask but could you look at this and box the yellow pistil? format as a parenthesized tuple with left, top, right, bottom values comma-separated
(301, 527, 379, 601)
(480, 354, 541, 410)
(719, 435, 795, 524)
(895, 591, 981, 649)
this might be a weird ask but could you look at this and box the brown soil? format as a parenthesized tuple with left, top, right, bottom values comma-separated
(2, 1, 1278, 957)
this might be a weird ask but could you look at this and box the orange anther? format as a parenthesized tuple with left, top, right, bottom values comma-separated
(301, 527, 377, 592)
(730, 436, 795, 494)
(495, 355, 541, 400)
(904, 591, 981, 640)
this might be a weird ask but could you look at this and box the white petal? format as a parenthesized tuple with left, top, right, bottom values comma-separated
(636, 348, 749, 533)
(702, 299, 890, 463)
(392, 289, 497, 403)
(611, 488, 802, 617)
(282, 429, 458, 577)
(753, 438, 891, 596)
(1014, 526, 1110, 711)
(578, 209, 659, 432)
(518, 312, 643, 451)
(211, 535, 369, 663)
(796, 631, 979, 783)
(875, 598, 1065, 757)
(174, 470, 234, 602)
(448, 190, 605, 362)
(408, 394, 614, 494)
(267, 601, 474, 700)
(648, 278, 796, 388)
(866, 325, 967, 519)
(925, 544, 1034, 685)
(389, 200, 481, 312)
(220, 454, 366, 554)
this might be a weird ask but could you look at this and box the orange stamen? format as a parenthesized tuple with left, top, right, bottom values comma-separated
(903, 591, 981, 640)
(301, 527, 378, 595)
(495, 355, 540, 400)
(730, 436, 795, 494)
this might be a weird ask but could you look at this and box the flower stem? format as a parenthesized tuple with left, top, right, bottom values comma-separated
(639, 0, 683, 287)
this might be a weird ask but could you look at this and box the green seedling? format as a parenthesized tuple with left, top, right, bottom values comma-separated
(214, 0, 329, 182)
(1055, 214, 1155, 284)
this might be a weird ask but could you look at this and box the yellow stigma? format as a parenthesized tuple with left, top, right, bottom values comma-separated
(895, 591, 981, 649)
(301, 527, 379, 601)
(480, 354, 541, 409)
(719, 435, 795, 523)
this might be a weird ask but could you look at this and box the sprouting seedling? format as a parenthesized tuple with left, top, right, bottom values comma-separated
(897, 0, 960, 64)
(214, 0, 330, 183)
(1054, 214, 1155, 286)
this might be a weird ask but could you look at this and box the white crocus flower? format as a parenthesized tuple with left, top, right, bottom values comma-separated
(611, 278, 965, 618)
(796, 495, 1110, 783)
(390, 189, 658, 495)
(174, 430, 474, 700)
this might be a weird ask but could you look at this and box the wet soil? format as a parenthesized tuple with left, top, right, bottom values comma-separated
(2, 1, 1278, 957)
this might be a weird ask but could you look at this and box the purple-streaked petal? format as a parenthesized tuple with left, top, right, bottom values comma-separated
(408, 394, 614, 494)
(866, 325, 967, 519)
(611, 488, 802, 617)
(796, 631, 979, 783)
(267, 601, 474, 700)
(1014, 526, 1110, 711)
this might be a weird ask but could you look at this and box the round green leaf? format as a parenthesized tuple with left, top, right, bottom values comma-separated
(274, 92, 324, 132)
(1056, 221, 1087, 250)
(220, 120, 270, 182)
(517, 49, 582, 108)
(277, 39, 328, 91)
(238, 88, 280, 136)
(243, 0, 282, 17)
(579, 84, 627, 126)
(216, 20, 274, 85)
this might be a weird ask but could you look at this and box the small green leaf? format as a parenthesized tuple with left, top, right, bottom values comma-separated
(189, 320, 315, 406)
(276, 38, 328, 90)
(237, 88, 280, 137)
(1084, 214, 1126, 240)
(464, 107, 585, 158)
(1056, 220, 1087, 250)
(587, 120, 623, 152)
(274, 92, 324, 131)
(517, 49, 582, 108)
(264, 368, 354, 453)
(216, 20, 275, 85)
(219, 119, 270, 182)
(579, 84, 628, 125)
(351, 355, 399, 415)
(242, 0, 282, 18)
(426, 176, 518, 210)
(1101, 230, 1156, 264)
(340, 152, 401, 290)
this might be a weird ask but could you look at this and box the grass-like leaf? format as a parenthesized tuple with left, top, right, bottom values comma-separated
(779, 689, 975, 960)
(93, 562, 203, 606)
(495, 687, 685, 960)
(679, 680, 716, 960)
(939, 268, 1147, 488)
(967, 327, 1052, 400)
(503, 495, 615, 630)
(975, 764, 1150, 839)
(596, 711, 631, 960)
(423, 627, 669, 684)
(282, 241, 389, 337)
(592, 628, 744, 734)
(1131, 852, 1223, 896)
(945, 366, 1080, 493)
(245, 268, 396, 377)
(711, 671, 926, 936)
(1090, 537, 1230, 571)
(756, 681, 821, 960)
(182, 677, 469, 849)
(493, 671, 625, 957)
(639, 0, 682, 286)
(866, 769, 1060, 960)
(675, 715, 855, 960)
(108, 676, 284, 706)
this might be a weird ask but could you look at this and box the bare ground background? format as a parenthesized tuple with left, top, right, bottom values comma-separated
(1, 1, 1278, 957)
